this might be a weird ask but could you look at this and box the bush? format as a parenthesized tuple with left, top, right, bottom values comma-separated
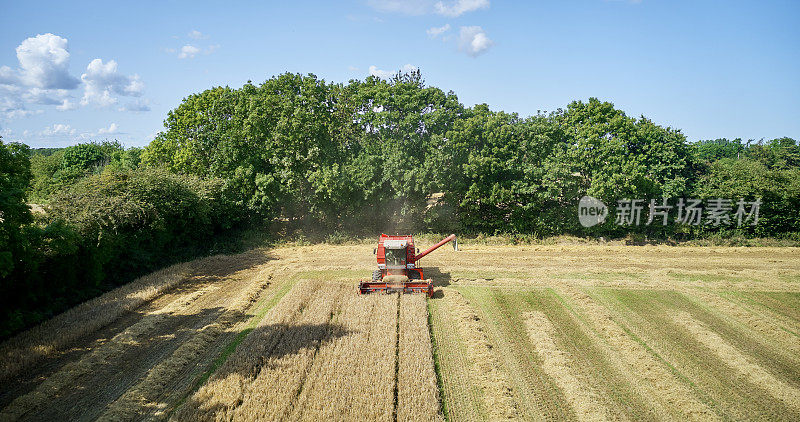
(0, 165, 243, 339)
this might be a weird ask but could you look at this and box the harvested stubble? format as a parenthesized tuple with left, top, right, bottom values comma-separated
(7, 243, 800, 421)
(597, 288, 800, 420)
(671, 311, 800, 412)
(554, 285, 717, 421)
(0, 261, 192, 382)
(523, 311, 610, 421)
(427, 292, 487, 421)
(430, 288, 520, 421)
(98, 267, 278, 420)
(397, 294, 444, 422)
(1, 284, 212, 421)
(684, 289, 800, 359)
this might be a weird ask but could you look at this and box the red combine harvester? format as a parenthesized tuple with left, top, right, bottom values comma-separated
(359, 234, 457, 297)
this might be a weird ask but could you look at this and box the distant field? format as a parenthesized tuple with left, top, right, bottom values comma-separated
(1, 243, 798, 420)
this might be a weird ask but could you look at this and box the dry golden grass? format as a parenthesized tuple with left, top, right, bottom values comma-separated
(397, 294, 444, 422)
(0, 261, 192, 382)
(1, 285, 212, 420)
(175, 282, 443, 421)
(285, 291, 396, 421)
(174, 278, 326, 420)
(98, 265, 277, 420)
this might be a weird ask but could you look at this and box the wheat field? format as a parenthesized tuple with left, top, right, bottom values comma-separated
(1, 242, 799, 421)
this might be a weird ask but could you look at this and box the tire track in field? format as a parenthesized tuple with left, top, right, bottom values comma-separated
(229, 284, 343, 421)
(555, 285, 718, 421)
(285, 292, 399, 421)
(671, 311, 800, 412)
(397, 294, 444, 422)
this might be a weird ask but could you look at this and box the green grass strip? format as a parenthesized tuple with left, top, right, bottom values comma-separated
(427, 298, 450, 421)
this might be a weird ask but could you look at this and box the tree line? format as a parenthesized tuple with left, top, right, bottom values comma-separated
(1, 70, 798, 338)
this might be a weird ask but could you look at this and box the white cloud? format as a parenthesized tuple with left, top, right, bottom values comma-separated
(348, 65, 359, 71)
(458, 26, 493, 57)
(0, 33, 84, 117)
(427, 24, 451, 38)
(205, 44, 220, 55)
(5, 110, 40, 119)
(75, 123, 123, 140)
(0, 66, 17, 85)
(0, 85, 34, 119)
(367, 0, 488, 16)
(178, 45, 201, 59)
(369, 64, 418, 79)
(56, 98, 78, 111)
(0, 34, 152, 116)
(188, 30, 208, 40)
(14, 33, 80, 89)
(80, 59, 144, 107)
(22, 87, 64, 105)
(435, 0, 489, 17)
(41, 123, 76, 136)
(98, 123, 118, 134)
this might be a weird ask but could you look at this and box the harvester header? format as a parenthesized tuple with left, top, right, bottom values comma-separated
(359, 234, 458, 296)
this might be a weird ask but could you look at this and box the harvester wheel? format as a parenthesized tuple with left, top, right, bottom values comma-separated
(372, 270, 381, 282)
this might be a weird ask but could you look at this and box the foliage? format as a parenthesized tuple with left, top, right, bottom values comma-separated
(0, 139, 33, 277)
(27, 141, 138, 202)
(692, 138, 746, 163)
(0, 163, 242, 338)
(695, 158, 800, 236)
(140, 73, 798, 239)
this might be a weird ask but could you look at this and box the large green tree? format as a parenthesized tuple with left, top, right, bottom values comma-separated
(0, 138, 33, 277)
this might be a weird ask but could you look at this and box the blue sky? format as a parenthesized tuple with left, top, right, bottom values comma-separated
(1, 0, 798, 148)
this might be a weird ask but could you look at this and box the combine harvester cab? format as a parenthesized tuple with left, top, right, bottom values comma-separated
(359, 234, 457, 297)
